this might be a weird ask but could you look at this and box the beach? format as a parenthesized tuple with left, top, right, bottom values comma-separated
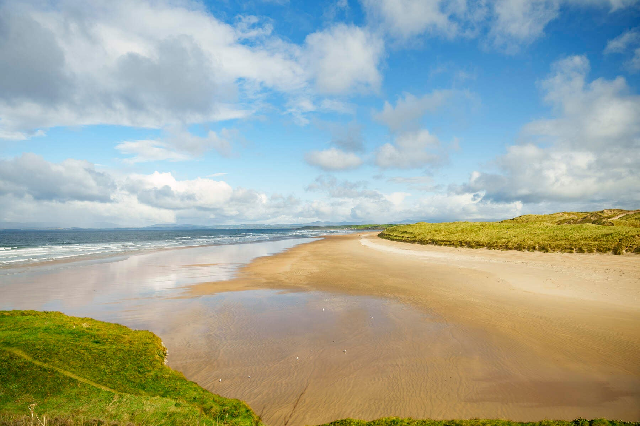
(2, 233, 639, 424)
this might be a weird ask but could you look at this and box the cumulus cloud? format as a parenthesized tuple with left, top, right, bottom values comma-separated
(0, 0, 386, 139)
(0, 153, 530, 226)
(0, 10, 71, 105)
(362, 0, 460, 39)
(304, 121, 365, 171)
(458, 55, 640, 206)
(373, 90, 459, 170)
(0, 154, 306, 226)
(304, 174, 523, 223)
(125, 172, 234, 210)
(488, 0, 559, 53)
(374, 91, 452, 132)
(305, 24, 384, 94)
(0, 154, 115, 203)
(376, 130, 446, 169)
(314, 120, 365, 152)
(305, 148, 364, 171)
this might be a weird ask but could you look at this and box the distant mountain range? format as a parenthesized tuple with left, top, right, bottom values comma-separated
(0, 220, 403, 231)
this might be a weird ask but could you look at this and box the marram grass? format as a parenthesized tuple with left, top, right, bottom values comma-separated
(379, 210, 640, 255)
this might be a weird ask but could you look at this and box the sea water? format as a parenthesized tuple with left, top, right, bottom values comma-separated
(0, 228, 349, 267)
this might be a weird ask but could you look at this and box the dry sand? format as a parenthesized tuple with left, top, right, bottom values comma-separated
(173, 233, 640, 425)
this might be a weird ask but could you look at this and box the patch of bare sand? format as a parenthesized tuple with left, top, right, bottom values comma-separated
(181, 233, 640, 425)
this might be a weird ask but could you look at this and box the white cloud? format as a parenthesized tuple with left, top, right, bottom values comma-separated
(0, 0, 386, 138)
(304, 24, 384, 94)
(488, 0, 560, 53)
(0, 153, 530, 226)
(529, 55, 640, 152)
(234, 15, 274, 40)
(372, 90, 461, 170)
(116, 127, 236, 163)
(305, 148, 364, 171)
(319, 99, 356, 115)
(376, 129, 446, 169)
(116, 140, 190, 163)
(605, 28, 640, 72)
(361, 0, 638, 53)
(605, 28, 640, 53)
(487, 0, 638, 53)
(459, 55, 640, 206)
(125, 172, 234, 210)
(373, 91, 452, 132)
(304, 176, 523, 223)
(315, 120, 365, 152)
(0, 154, 115, 202)
(361, 0, 460, 39)
(0, 154, 306, 226)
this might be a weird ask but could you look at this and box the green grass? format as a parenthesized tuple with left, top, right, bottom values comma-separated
(379, 210, 640, 254)
(0, 310, 259, 426)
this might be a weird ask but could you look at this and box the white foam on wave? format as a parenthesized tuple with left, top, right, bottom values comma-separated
(0, 229, 352, 267)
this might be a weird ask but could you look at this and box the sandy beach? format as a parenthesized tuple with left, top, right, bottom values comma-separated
(179, 233, 640, 424)
(2, 233, 639, 425)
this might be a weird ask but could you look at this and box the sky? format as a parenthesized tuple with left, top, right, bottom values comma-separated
(0, 0, 639, 227)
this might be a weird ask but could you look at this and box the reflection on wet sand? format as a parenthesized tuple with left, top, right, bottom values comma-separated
(0, 238, 312, 319)
(2, 234, 639, 425)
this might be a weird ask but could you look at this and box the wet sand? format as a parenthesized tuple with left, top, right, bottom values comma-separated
(182, 233, 640, 424)
(2, 233, 639, 424)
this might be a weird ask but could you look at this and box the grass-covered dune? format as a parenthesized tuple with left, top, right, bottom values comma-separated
(0, 310, 259, 426)
(379, 209, 640, 255)
(2, 311, 638, 426)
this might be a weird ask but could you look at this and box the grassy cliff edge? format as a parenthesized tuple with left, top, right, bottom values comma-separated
(0, 310, 259, 426)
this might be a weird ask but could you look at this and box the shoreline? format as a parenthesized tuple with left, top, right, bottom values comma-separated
(2, 232, 638, 424)
(0, 234, 327, 272)
(2, 228, 635, 273)
(178, 232, 639, 424)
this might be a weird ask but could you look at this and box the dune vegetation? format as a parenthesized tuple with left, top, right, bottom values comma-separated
(379, 210, 640, 255)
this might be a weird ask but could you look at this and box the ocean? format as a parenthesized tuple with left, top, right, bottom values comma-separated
(0, 228, 350, 267)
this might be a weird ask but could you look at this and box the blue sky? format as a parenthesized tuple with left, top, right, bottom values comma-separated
(0, 0, 639, 227)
